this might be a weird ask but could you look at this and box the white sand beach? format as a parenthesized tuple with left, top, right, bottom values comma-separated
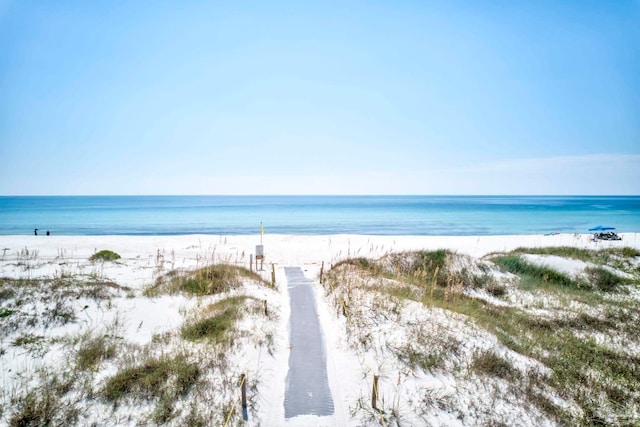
(1, 233, 638, 426)
(3, 232, 637, 270)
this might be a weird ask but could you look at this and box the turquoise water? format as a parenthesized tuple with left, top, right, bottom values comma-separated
(0, 196, 638, 236)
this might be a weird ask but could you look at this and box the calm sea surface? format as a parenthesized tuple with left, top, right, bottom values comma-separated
(0, 196, 638, 236)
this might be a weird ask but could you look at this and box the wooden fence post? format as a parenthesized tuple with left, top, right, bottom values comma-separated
(250, 254, 253, 272)
(320, 261, 324, 284)
(241, 373, 248, 420)
(372, 375, 379, 410)
(271, 264, 276, 287)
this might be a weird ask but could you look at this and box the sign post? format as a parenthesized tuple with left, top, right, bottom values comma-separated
(256, 222, 264, 270)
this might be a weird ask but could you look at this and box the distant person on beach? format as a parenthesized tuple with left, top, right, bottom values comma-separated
(34, 228, 38, 236)
(46, 230, 50, 236)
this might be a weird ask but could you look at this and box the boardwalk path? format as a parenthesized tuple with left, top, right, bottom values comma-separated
(283, 267, 335, 419)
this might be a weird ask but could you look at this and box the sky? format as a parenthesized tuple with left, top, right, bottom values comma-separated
(0, 0, 639, 195)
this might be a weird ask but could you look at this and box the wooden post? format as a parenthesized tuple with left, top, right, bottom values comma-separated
(340, 297, 347, 317)
(320, 261, 324, 284)
(271, 264, 276, 287)
(372, 375, 379, 410)
(241, 373, 248, 420)
(250, 254, 253, 272)
(263, 299, 268, 316)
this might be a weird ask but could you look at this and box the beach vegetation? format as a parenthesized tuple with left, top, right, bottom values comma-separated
(9, 371, 79, 427)
(146, 264, 269, 296)
(511, 246, 640, 277)
(9, 391, 74, 427)
(491, 254, 583, 290)
(513, 245, 640, 261)
(0, 276, 129, 339)
(325, 250, 640, 425)
(102, 354, 200, 403)
(621, 246, 640, 257)
(470, 349, 518, 381)
(12, 333, 44, 347)
(0, 308, 15, 318)
(76, 333, 116, 371)
(585, 266, 624, 292)
(89, 249, 121, 262)
(181, 296, 247, 343)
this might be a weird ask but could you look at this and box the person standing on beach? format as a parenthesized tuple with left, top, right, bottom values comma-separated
(46, 230, 50, 236)
(34, 228, 38, 235)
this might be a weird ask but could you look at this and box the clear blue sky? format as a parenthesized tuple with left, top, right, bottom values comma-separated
(1, 0, 639, 195)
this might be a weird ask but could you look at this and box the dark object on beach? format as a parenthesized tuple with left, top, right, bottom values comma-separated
(34, 228, 38, 236)
(588, 226, 621, 241)
(592, 232, 621, 241)
(46, 230, 50, 236)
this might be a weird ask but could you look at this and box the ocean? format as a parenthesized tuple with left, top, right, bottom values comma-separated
(0, 196, 639, 236)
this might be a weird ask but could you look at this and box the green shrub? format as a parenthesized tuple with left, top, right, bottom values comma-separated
(89, 250, 121, 262)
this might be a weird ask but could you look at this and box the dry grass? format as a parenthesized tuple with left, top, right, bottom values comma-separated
(101, 354, 200, 403)
(145, 264, 269, 296)
(325, 248, 640, 426)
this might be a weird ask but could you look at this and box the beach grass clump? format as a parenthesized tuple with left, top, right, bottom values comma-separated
(77, 334, 116, 371)
(491, 254, 583, 290)
(585, 267, 624, 292)
(12, 333, 44, 347)
(147, 264, 268, 297)
(89, 250, 121, 262)
(102, 354, 200, 403)
(331, 257, 384, 275)
(384, 250, 450, 284)
(9, 390, 78, 427)
(620, 246, 640, 258)
(9, 373, 79, 427)
(470, 349, 519, 381)
(181, 296, 249, 343)
(512, 246, 595, 262)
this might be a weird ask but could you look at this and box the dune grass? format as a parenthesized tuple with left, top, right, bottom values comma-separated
(512, 246, 640, 261)
(102, 354, 200, 403)
(492, 254, 584, 290)
(511, 246, 640, 278)
(9, 372, 79, 427)
(326, 249, 640, 425)
(76, 334, 116, 371)
(146, 264, 269, 297)
(181, 296, 249, 343)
